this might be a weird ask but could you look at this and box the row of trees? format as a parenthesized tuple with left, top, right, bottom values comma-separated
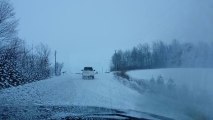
(111, 40, 213, 71)
(0, 0, 63, 89)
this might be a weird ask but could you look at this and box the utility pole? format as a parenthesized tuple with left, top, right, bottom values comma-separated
(31, 44, 34, 68)
(115, 50, 117, 71)
(55, 50, 57, 76)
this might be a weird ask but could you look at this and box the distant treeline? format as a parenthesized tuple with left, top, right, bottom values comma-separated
(110, 40, 213, 71)
(0, 0, 63, 89)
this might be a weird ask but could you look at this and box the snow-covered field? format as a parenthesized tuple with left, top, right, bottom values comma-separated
(127, 68, 213, 120)
(128, 68, 213, 93)
(0, 68, 212, 119)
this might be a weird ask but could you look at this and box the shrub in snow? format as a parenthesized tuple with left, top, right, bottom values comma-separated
(113, 71, 130, 80)
(167, 78, 176, 90)
(156, 75, 164, 85)
(147, 77, 156, 93)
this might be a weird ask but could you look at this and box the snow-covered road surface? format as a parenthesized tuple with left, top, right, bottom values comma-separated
(0, 73, 141, 110)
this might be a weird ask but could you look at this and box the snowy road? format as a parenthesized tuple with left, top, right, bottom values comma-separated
(0, 73, 141, 111)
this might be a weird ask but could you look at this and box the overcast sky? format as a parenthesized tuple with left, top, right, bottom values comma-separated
(11, 0, 213, 73)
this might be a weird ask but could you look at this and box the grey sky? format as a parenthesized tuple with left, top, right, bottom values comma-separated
(11, 0, 213, 72)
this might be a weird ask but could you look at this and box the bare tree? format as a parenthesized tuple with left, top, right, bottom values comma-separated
(0, 0, 57, 89)
(55, 62, 64, 76)
(0, 0, 17, 43)
(34, 44, 51, 80)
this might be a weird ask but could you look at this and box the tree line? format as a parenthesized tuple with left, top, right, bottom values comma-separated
(111, 40, 213, 71)
(0, 0, 63, 89)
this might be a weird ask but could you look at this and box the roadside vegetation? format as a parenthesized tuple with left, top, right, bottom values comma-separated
(110, 40, 213, 71)
(0, 0, 63, 89)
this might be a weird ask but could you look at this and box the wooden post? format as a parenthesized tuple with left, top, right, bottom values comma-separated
(55, 50, 57, 76)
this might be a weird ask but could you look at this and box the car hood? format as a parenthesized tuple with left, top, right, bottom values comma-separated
(0, 105, 174, 120)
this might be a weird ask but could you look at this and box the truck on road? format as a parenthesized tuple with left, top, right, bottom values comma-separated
(82, 67, 95, 79)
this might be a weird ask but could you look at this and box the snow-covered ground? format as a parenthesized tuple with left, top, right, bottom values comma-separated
(127, 68, 213, 120)
(127, 68, 213, 93)
(0, 69, 212, 119)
